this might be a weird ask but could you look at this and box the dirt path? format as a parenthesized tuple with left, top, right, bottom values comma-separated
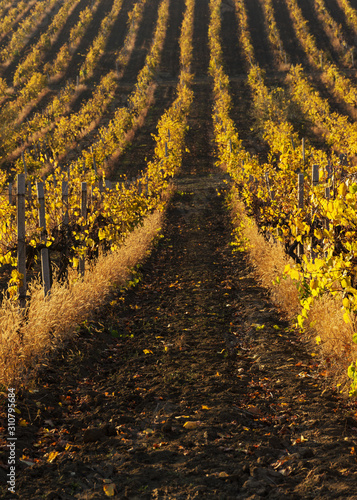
(245, 0, 275, 71)
(220, 1, 245, 77)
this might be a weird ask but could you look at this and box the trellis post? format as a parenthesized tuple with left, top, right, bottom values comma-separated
(37, 182, 51, 296)
(17, 174, 26, 308)
(311, 165, 319, 261)
(8, 183, 13, 205)
(79, 182, 87, 276)
(312, 164, 319, 187)
(21, 152, 27, 177)
(297, 173, 304, 257)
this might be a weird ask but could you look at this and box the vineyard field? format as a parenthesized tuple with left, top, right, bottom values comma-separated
(2, 0, 357, 497)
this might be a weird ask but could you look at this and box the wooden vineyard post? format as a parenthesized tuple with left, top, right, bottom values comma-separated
(91, 146, 97, 175)
(79, 182, 87, 276)
(325, 186, 331, 232)
(298, 173, 304, 209)
(8, 183, 13, 205)
(302, 138, 305, 163)
(62, 181, 69, 227)
(37, 182, 51, 296)
(312, 164, 319, 187)
(297, 173, 304, 257)
(265, 171, 274, 200)
(27, 181, 32, 203)
(17, 174, 26, 308)
(21, 152, 27, 177)
(311, 165, 319, 261)
(60, 181, 69, 281)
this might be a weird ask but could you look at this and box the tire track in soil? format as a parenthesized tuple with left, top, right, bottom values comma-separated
(10, 79, 357, 500)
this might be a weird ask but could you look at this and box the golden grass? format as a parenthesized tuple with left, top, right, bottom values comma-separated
(229, 190, 300, 319)
(307, 296, 357, 392)
(229, 186, 357, 393)
(0, 208, 165, 388)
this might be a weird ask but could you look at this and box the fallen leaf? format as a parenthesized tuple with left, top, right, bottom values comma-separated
(47, 451, 59, 463)
(183, 421, 200, 430)
(20, 457, 35, 467)
(103, 483, 116, 497)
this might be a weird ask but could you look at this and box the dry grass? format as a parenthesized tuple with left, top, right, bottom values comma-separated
(229, 190, 300, 319)
(229, 186, 357, 393)
(307, 296, 357, 392)
(0, 208, 165, 388)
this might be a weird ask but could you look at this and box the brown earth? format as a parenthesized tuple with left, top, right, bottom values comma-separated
(2, 0, 357, 499)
